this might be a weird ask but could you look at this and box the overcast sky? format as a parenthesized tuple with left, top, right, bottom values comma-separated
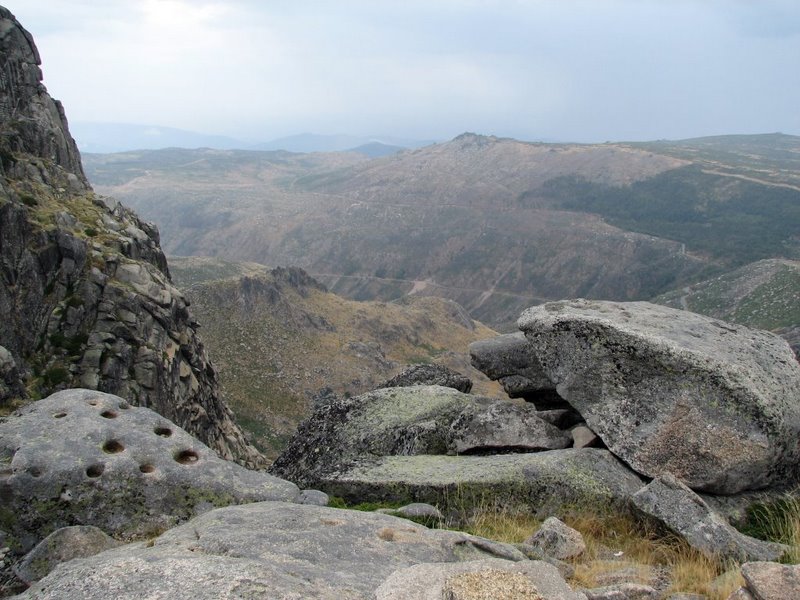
(7, 0, 800, 143)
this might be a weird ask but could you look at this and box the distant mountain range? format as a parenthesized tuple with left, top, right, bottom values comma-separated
(71, 121, 433, 154)
(83, 132, 800, 330)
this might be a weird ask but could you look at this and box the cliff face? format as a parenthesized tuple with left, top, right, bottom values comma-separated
(0, 7, 264, 467)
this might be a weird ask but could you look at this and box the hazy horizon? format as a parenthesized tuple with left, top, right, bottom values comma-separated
(7, 1, 800, 147)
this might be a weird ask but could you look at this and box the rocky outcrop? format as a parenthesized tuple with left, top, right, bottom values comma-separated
(631, 475, 788, 563)
(270, 386, 576, 489)
(0, 346, 23, 404)
(0, 7, 262, 466)
(517, 300, 800, 494)
(15, 501, 554, 599)
(376, 363, 473, 393)
(0, 389, 298, 553)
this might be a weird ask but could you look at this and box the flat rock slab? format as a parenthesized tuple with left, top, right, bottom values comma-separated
(469, 332, 555, 394)
(0, 390, 298, 552)
(377, 364, 473, 393)
(320, 449, 643, 516)
(518, 299, 800, 494)
(18, 501, 534, 599)
(375, 558, 587, 600)
(631, 475, 788, 563)
(271, 386, 572, 489)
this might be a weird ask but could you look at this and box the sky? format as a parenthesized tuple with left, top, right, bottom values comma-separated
(6, 0, 800, 144)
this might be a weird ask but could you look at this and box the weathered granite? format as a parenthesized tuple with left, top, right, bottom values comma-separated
(631, 475, 788, 563)
(0, 390, 298, 553)
(318, 449, 644, 516)
(375, 558, 587, 600)
(377, 363, 473, 393)
(16, 501, 534, 599)
(524, 517, 586, 560)
(518, 299, 800, 494)
(741, 561, 800, 600)
(14, 526, 121, 584)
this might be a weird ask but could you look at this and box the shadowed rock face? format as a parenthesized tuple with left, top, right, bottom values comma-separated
(0, 8, 263, 467)
(517, 299, 800, 494)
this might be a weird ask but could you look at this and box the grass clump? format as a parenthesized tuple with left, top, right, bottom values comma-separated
(737, 496, 800, 563)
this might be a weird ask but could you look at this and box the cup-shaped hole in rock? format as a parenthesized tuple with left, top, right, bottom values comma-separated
(139, 463, 156, 474)
(154, 426, 173, 438)
(100, 410, 118, 419)
(87, 399, 98, 406)
(103, 440, 125, 454)
(174, 449, 199, 465)
(86, 464, 105, 478)
(119, 402, 130, 410)
(53, 412, 67, 418)
(26, 466, 43, 477)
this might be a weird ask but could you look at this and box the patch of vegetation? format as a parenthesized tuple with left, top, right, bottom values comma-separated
(541, 166, 800, 266)
(19, 193, 37, 207)
(84, 227, 98, 237)
(42, 366, 70, 387)
(737, 496, 800, 563)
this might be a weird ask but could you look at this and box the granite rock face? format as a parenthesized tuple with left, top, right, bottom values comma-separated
(0, 7, 263, 467)
(0, 389, 298, 553)
(518, 299, 800, 494)
(271, 386, 574, 489)
(16, 501, 540, 600)
(631, 475, 788, 563)
(740, 561, 800, 600)
(377, 363, 473, 393)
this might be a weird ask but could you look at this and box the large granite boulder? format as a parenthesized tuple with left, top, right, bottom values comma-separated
(15, 501, 552, 599)
(270, 385, 572, 489)
(517, 300, 800, 494)
(740, 561, 800, 600)
(631, 475, 788, 563)
(0, 389, 298, 553)
(469, 333, 568, 409)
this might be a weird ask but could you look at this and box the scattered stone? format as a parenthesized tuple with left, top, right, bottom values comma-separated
(395, 503, 444, 521)
(741, 561, 800, 600)
(0, 390, 298, 553)
(518, 299, 800, 494)
(297, 489, 330, 506)
(524, 517, 586, 560)
(378, 364, 473, 393)
(583, 583, 658, 599)
(666, 594, 708, 600)
(17, 501, 533, 599)
(571, 425, 601, 448)
(14, 526, 121, 584)
(375, 558, 587, 600)
(631, 475, 788, 563)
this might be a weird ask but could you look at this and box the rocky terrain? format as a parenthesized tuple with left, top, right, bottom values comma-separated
(2, 5, 800, 599)
(0, 7, 261, 466)
(168, 256, 502, 457)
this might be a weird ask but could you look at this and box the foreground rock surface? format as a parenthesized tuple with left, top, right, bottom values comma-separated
(518, 299, 800, 494)
(740, 561, 800, 600)
(0, 390, 298, 552)
(319, 449, 643, 516)
(375, 558, 587, 599)
(16, 501, 549, 599)
(632, 475, 788, 563)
